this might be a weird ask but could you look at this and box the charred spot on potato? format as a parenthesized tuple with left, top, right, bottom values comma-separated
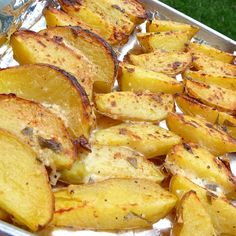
(21, 127, 33, 137)
(126, 67, 135, 73)
(172, 61, 181, 69)
(111, 4, 125, 13)
(53, 36, 64, 43)
(183, 143, 193, 154)
(38, 136, 62, 153)
(126, 157, 138, 169)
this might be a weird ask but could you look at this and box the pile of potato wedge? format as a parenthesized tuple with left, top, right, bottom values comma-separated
(0, 0, 235, 235)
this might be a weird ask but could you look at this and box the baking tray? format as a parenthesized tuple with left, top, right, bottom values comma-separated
(0, 0, 235, 235)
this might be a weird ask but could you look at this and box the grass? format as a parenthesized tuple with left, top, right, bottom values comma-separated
(159, 0, 236, 40)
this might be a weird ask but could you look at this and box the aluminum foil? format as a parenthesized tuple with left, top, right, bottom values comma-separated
(0, 0, 235, 235)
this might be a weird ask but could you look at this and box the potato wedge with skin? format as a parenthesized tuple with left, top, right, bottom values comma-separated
(185, 79, 236, 113)
(173, 191, 216, 236)
(53, 178, 177, 229)
(58, 0, 135, 45)
(165, 143, 236, 197)
(61, 145, 165, 184)
(176, 94, 236, 138)
(183, 70, 236, 90)
(95, 91, 174, 122)
(128, 51, 192, 77)
(170, 175, 236, 235)
(39, 26, 118, 93)
(192, 53, 236, 77)
(147, 20, 199, 38)
(0, 129, 53, 231)
(10, 30, 94, 98)
(0, 94, 75, 170)
(0, 64, 94, 141)
(119, 64, 183, 94)
(189, 42, 235, 63)
(137, 31, 191, 53)
(92, 123, 181, 158)
(166, 113, 236, 155)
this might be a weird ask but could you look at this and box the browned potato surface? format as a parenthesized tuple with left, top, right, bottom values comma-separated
(95, 91, 174, 122)
(128, 51, 192, 76)
(166, 112, 236, 155)
(52, 178, 177, 229)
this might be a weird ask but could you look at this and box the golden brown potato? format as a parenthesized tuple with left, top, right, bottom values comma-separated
(183, 70, 236, 90)
(39, 26, 118, 93)
(173, 191, 216, 236)
(92, 123, 181, 158)
(137, 31, 191, 53)
(60, 145, 165, 184)
(0, 64, 94, 141)
(189, 42, 235, 63)
(10, 30, 94, 98)
(185, 79, 236, 113)
(0, 94, 75, 170)
(128, 51, 192, 77)
(52, 178, 177, 229)
(176, 94, 236, 138)
(166, 112, 236, 155)
(165, 143, 236, 197)
(58, 0, 135, 45)
(147, 20, 199, 38)
(96, 112, 122, 130)
(0, 209, 10, 221)
(0, 129, 53, 231)
(95, 91, 174, 122)
(118, 64, 183, 94)
(192, 53, 236, 77)
(170, 175, 236, 235)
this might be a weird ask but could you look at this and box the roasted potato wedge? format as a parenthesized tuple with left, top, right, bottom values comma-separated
(52, 178, 177, 229)
(92, 123, 181, 158)
(137, 31, 191, 53)
(10, 30, 94, 98)
(147, 20, 199, 38)
(44, 7, 93, 30)
(185, 79, 236, 113)
(58, 0, 135, 45)
(183, 70, 236, 90)
(128, 51, 192, 77)
(189, 42, 235, 63)
(0, 64, 94, 141)
(39, 26, 118, 93)
(0, 94, 75, 170)
(95, 91, 174, 122)
(166, 113, 236, 155)
(192, 53, 236, 77)
(176, 94, 236, 138)
(165, 143, 236, 197)
(0, 129, 53, 231)
(173, 191, 216, 236)
(61, 145, 165, 184)
(119, 64, 183, 94)
(170, 175, 236, 235)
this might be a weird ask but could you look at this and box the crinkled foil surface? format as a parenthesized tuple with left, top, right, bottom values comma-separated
(0, 1, 235, 235)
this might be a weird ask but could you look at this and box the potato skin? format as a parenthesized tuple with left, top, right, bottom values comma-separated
(52, 179, 177, 229)
(60, 145, 165, 184)
(176, 94, 236, 138)
(92, 123, 181, 158)
(173, 191, 216, 236)
(170, 175, 236, 235)
(166, 112, 236, 155)
(128, 51, 192, 77)
(95, 91, 174, 122)
(165, 143, 236, 197)
(0, 64, 94, 142)
(119, 63, 183, 94)
(39, 26, 119, 93)
(0, 129, 53, 231)
(185, 79, 236, 113)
